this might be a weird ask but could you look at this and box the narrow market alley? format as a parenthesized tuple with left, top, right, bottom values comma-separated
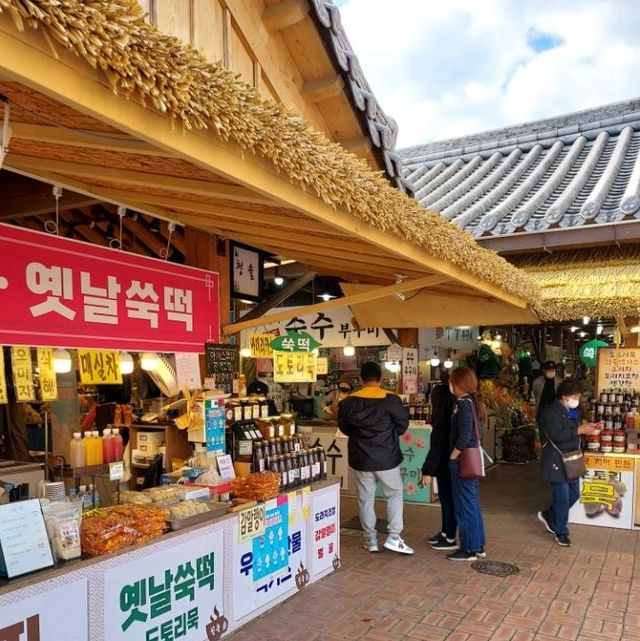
(229, 463, 640, 641)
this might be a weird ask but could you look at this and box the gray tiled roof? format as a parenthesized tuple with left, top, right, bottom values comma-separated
(310, 0, 409, 192)
(401, 99, 640, 237)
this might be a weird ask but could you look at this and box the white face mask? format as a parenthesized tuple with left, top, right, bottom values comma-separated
(545, 371, 556, 379)
(561, 398, 580, 409)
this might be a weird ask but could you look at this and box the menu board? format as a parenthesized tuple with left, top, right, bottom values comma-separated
(204, 343, 238, 395)
(0, 499, 54, 578)
(596, 348, 640, 394)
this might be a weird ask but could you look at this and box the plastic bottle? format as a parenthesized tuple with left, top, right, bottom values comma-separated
(92, 430, 104, 465)
(102, 428, 113, 463)
(111, 428, 124, 462)
(83, 432, 94, 465)
(70, 432, 85, 468)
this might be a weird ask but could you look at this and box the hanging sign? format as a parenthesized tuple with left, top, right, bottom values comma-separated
(78, 350, 122, 385)
(579, 339, 608, 368)
(36, 347, 58, 401)
(175, 352, 202, 390)
(0, 349, 7, 405)
(204, 343, 238, 395)
(402, 347, 418, 395)
(270, 331, 321, 353)
(0, 223, 220, 352)
(231, 241, 263, 302)
(316, 357, 328, 376)
(386, 343, 404, 361)
(597, 348, 640, 394)
(273, 352, 317, 383)
(250, 333, 274, 359)
(10, 346, 35, 402)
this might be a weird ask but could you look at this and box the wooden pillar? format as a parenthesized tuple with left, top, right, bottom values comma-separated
(184, 227, 231, 330)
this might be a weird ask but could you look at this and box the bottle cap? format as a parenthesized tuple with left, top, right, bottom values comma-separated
(92, 430, 99, 437)
(103, 428, 112, 436)
(73, 432, 81, 439)
(112, 427, 119, 435)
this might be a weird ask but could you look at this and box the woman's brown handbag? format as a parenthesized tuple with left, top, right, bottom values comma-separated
(459, 401, 485, 480)
(548, 439, 587, 480)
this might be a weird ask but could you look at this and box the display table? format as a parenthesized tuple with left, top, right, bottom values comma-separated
(0, 481, 340, 641)
(300, 421, 432, 504)
(569, 453, 640, 530)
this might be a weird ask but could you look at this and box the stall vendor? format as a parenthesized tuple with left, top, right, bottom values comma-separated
(323, 375, 354, 420)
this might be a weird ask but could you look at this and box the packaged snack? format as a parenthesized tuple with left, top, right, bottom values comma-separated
(41, 498, 82, 561)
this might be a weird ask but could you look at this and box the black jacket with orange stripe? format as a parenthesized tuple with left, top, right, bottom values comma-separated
(337, 386, 409, 472)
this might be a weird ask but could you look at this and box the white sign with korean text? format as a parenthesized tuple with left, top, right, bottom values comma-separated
(419, 327, 479, 357)
(174, 353, 202, 390)
(0, 576, 88, 641)
(104, 528, 224, 641)
(241, 306, 390, 348)
(311, 489, 340, 578)
(402, 347, 418, 395)
(232, 244, 261, 300)
(232, 493, 308, 620)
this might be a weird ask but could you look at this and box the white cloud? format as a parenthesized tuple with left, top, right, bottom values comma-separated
(336, 0, 640, 148)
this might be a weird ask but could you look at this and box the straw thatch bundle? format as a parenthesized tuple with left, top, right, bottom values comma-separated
(514, 247, 640, 321)
(0, 0, 537, 303)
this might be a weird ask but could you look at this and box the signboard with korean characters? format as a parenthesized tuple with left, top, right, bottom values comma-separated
(0, 223, 220, 352)
(0, 349, 7, 404)
(569, 454, 635, 530)
(242, 306, 390, 348)
(36, 347, 58, 401)
(231, 241, 263, 302)
(103, 528, 225, 641)
(597, 348, 640, 395)
(0, 576, 88, 641)
(273, 352, 317, 383)
(233, 493, 310, 620)
(10, 346, 35, 402)
(402, 347, 418, 395)
(78, 350, 122, 385)
(310, 489, 340, 578)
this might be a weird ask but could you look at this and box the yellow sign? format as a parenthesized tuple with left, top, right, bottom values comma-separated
(580, 479, 618, 510)
(584, 454, 634, 473)
(36, 348, 58, 401)
(238, 503, 266, 543)
(78, 350, 122, 385)
(273, 351, 317, 383)
(11, 346, 35, 402)
(250, 333, 274, 359)
(316, 357, 328, 376)
(0, 349, 7, 404)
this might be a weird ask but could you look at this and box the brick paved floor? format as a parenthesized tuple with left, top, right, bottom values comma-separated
(229, 463, 640, 641)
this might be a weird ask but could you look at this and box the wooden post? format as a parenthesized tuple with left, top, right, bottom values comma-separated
(184, 226, 231, 329)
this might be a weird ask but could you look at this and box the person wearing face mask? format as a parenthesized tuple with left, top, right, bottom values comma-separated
(538, 379, 599, 547)
(532, 361, 562, 415)
(323, 375, 353, 419)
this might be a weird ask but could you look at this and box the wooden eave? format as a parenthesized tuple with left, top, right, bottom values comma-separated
(0, 13, 531, 321)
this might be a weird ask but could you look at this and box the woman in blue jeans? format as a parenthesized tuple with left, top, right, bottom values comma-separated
(447, 367, 486, 562)
(537, 379, 597, 547)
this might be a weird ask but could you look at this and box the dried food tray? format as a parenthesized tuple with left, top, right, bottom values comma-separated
(168, 501, 231, 531)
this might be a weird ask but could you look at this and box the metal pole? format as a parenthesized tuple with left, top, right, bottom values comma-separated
(44, 410, 49, 481)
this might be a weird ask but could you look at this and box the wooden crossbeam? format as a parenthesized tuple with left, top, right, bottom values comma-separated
(223, 275, 449, 334)
(263, 0, 310, 32)
(301, 75, 345, 104)
(0, 184, 98, 219)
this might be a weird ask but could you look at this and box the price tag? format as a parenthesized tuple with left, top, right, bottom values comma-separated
(238, 504, 266, 542)
(109, 461, 124, 481)
(216, 454, 236, 480)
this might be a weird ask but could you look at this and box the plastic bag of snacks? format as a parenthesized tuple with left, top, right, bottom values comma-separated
(81, 504, 167, 556)
(41, 498, 82, 561)
(231, 472, 279, 502)
(167, 501, 210, 521)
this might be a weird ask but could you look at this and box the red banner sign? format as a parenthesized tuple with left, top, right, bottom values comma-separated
(0, 223, 220, 352)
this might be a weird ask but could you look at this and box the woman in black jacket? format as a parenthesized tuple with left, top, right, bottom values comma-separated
(537, 378, 597, 547)
(421, 384, 457, 550)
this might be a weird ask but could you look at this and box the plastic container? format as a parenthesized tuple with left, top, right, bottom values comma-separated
(111, 428, 124, 462)
(70, 432, 85, 468)
(83, 432, 94, 465)
(102, 428, 114, 463)
(92, 431, 104, 465)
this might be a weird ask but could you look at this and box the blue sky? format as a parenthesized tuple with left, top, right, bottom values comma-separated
(336, 0, 640, 148)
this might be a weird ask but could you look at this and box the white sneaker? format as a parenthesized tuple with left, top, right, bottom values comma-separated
(383, 536, 414, 555)
(363, 538, 379, 553)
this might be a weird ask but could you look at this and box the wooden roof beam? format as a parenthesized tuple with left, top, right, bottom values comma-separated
(0, 183, 98, 219)
(6, 154, 276, 206)
(223, 274, 449, 334)
(263, 0, 310, 32)
(301, 75, 345, 104)
(338, 136, 373, 155)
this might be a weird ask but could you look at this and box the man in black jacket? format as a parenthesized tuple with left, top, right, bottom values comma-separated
(338, 362, 413, 555)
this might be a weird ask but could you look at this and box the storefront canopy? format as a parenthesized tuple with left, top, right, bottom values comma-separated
(0, 0, 537, 335)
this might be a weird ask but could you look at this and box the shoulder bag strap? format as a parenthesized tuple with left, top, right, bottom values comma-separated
(467, 398, 482, 442)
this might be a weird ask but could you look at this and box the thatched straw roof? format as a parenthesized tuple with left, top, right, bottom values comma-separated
(0, 0, 537, 304)
(514, 247, 640, 321)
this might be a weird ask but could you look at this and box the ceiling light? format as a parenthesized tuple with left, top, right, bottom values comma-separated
(583, 316, 590, 325)
(240, 347, 252, 358)
(495, 334, 502, 341)
(596, 323, 603, 335)
(318, 293, 335, 302)
(53, 348, 72, 374)
(443, 359, 454, 369)
(141, 352, 159, 371)
(274, 275, 284, 287)
(430, 357, 440, 367)
(570, 326, 579, 332)
(384, 361, 400, 373)
(343, 339, 355, 357)
(579, 331, 587, 338)
(119, 351, 134, 375)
